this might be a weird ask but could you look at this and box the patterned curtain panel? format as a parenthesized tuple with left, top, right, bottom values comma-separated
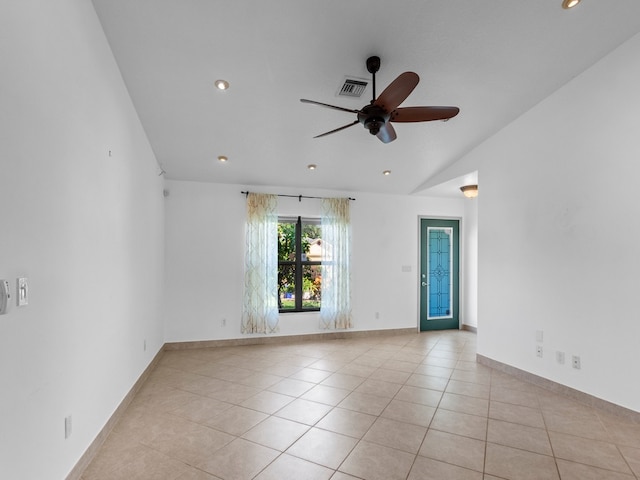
(320, 197, 352, 329)
(241, 193, 279, 333)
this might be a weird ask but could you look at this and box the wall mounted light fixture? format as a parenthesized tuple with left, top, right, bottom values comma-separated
(562, 0, 581, 9)
(460, 184, 478, 198)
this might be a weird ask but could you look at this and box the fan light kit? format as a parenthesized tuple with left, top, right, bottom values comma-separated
(562, 0, 580, 8)
(215, 79, 229, 90)
(460, 185, 478, 198)
(301, 56, 459, 144)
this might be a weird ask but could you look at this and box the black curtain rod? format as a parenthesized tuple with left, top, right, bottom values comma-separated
(241, 191, 355, 201)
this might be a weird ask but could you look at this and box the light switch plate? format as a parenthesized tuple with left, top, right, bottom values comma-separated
(17, 277, 28, 306)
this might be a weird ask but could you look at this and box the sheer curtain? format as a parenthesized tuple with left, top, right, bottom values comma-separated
(241, 193, 279, 333)
(320, 197, 352, 329)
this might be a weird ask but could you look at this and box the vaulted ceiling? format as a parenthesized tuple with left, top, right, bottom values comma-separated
(91, 0, 640, 196)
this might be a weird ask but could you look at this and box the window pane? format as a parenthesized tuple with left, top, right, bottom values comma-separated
(301, 219, 322, 261)
(302, 265, 321, 309)
(278, 264, 295, 310)
(278, 220, 296, 261)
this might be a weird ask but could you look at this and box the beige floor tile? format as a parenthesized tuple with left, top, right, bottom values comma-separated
(301, 384, 352, 406)
(394, 384, 443, 407)
(446, 379, 490, 399)
(487, 419, 552, 456)
(329, 472, 361, 480)
(267, 377, 315, 397)
(381, 398, 436, 427)
(408, 456, 483, 480)
(274, 398, 333, 425)
(600, 415, 640, 449)
(548, 430, 632, 474)
(168, 394, 233, 424)
(383, 359, 421, 373)
(205, 405, 268, 436)
(363, 417, 427, 454)
(316, 406, 377, 438)
(439, 392, 489, 417)
(174, 467, 222, 479)
(321, 372, 366, 390)
(543, 409, 611, 442)
(337, 362, 377, 377)
(98, 445, 190, 480)
(239, 390, 295, 414)
(81, 330, 640, 480)
(413, 364, 454, 378)
(556, 459, 636, 479)
(142, 418, 235, 465)
(368, 367, 412, 384)
(289, 367, 332, 383)
(286, 427, 358, 469)
(619, 445, 640, 477)
(489, 400, 545, 429)
(419, 429, 485, 472)
(451, 369, 491, 386)
(254, 454, 334, 480)
(430, 409, 487, 440)
(490, 386, 539, 409)
(339, 440, 415, 480)
(406, 373, 449, 391)
(235, 371, 283, 389)
(422, 356, 458, 368)
(197, 438, 279, 480)
(338, 391, 391, 416)
(205, 382, 261, 404)
(485, 443, 559, 480)
(242, 415, 309, 451)
(80, 432, 149, 480)
(354, 378, 403, 398)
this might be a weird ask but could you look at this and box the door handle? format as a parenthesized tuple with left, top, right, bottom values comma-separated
(422, 282, 428, 287)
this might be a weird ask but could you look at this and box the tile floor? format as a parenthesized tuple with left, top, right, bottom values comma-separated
(81, 330, 640, 480)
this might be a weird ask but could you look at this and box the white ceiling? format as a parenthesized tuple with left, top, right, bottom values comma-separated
(91, 0, 640, 197)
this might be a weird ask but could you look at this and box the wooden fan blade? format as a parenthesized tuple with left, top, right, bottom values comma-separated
(374, 72, 419, 112)
(313, 120, 359, 138)
(300, 99, 360, 114)
(376, 123, 397, 143)
(390, 106, 460, 122)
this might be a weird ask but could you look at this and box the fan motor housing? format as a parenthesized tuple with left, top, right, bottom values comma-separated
(358, 104, 389, 135)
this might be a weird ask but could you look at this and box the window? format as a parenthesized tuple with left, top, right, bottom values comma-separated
(278, 216, 322, 312)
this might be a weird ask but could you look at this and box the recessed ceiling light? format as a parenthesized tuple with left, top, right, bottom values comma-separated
(217, 155, 228, 162)
(307, 164, 317, 170)
(562, 0, 580, 9)
(383, 170, 391, 176)
(215, 79, 229, 90)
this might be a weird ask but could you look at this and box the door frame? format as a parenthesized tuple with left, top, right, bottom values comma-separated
(418, 217, 461, 331)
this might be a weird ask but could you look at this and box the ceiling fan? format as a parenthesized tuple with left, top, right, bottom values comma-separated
(300, 56, 459, 144)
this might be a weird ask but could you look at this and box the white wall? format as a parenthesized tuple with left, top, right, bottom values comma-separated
(164, 181, 467, 341)
(462, 198, 479, 328)
(0, 1, 165, 478)
(472, 33, 640, 412)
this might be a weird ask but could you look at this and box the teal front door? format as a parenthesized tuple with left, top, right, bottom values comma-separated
(420, 219, 459, 331)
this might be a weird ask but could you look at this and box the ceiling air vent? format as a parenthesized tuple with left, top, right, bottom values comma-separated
(337, 77, 368, 98)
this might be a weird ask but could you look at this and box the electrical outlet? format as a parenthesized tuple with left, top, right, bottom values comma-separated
(536, 330, 544, 343)
(536, 345, 543, 358)
(375, 312, 380, 319)
(556, 351, 565, 364)
(143, 339, 146, 351)
(221, 318, 226, 327)
(572, 355, 581, 369)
